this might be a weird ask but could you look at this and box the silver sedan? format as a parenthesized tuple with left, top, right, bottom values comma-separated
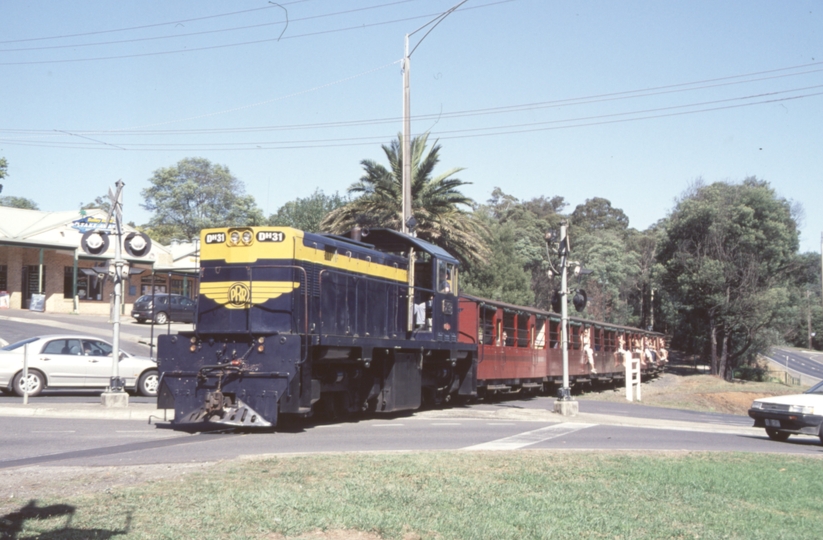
(0, 334, 159, 397)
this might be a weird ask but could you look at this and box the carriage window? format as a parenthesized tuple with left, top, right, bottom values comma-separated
(594, 327, 603, 351)
(517, 314, 529, 347)
(570, 325, 581, 350)
(549, 320, 560, 348)
(534, 319, 546, 349)
(481, 308, 495, 345)
(502, 312, 515, 347)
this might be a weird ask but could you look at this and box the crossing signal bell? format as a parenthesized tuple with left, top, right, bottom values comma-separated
(123, 232, 152, 258)
(80, 230, 110, 255)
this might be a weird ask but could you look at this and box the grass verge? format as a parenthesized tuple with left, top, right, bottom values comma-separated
(4, 451, 823, 539)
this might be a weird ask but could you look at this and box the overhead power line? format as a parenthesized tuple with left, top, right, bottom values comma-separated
(2, 88, 820, 151)
(0, 0, 515, 66)
(0, 1, 308, 44)
(0, 0, 420, 53)
(2, 60, 820, 137)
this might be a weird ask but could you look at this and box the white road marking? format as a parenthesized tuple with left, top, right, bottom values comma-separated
(372, 423, 404, 427)
(464, 422, 595, 451)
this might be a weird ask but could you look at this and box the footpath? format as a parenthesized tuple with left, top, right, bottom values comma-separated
(0, 310, 762, 436)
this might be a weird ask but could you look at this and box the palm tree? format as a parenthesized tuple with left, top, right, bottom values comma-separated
(321, 133, 489, 266)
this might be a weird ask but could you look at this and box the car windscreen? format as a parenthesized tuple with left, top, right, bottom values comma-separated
(805, 380, 823, 395)
(0, 337, 42, 351)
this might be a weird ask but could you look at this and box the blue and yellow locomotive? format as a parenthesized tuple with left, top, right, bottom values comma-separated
(157, 226, 476, 428)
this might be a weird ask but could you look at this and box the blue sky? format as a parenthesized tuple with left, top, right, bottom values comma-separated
(1, 0, 821, 252)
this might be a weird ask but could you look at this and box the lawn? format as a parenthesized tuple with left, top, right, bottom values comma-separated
(4, 451, 822, 539)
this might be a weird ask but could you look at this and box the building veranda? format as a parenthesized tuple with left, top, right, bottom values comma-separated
(0, 207, 198, 316)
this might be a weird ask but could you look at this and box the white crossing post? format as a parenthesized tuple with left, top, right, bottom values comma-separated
(625, 352, 641, 402)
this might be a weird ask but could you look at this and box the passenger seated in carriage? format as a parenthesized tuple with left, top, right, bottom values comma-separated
(614, 334, 629, 367)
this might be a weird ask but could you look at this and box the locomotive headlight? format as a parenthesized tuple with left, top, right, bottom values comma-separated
(257, 336, 265, 353)
(230, 231, 240, 245)
(242, 231, 253, 245)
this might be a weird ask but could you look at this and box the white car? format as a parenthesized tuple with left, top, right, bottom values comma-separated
(0, 334, 159, 397)
(748, 380, 823, 444)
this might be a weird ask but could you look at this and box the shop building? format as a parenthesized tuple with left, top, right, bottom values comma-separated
(0, 207, 197, 315)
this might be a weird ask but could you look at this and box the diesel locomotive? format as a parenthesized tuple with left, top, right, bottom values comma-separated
(157, 226, 664, 429)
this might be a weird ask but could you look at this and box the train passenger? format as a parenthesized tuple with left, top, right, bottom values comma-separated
(632, 338, 643, 367)
(658, 340, 669, 365)
(581, 327, 596, 374)
(614, 334, 628, 367)
(644, 338, 655, 367)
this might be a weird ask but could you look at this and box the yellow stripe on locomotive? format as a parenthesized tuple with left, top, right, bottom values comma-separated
(199, 226, 408, 283)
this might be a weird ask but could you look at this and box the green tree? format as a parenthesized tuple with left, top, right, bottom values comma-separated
(320, 133, 488, 267)
(140, 157, 264, 244)
(570, 197, 630, 237)
(0, 196, 39, 210)
(80, 195, 112, 213)
(658, 177, 799, 379)
(470, 188, 566, 309)
(462, 205, 534, 306)
(269, 189, 346, 232)
(0, 158, 39, 209)
(571, 229, 639, 324)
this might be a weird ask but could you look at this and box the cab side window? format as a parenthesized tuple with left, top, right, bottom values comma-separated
(437, 260, 456, 295)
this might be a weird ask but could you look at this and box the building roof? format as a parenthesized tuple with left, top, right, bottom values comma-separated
(0, 206, 172, 265)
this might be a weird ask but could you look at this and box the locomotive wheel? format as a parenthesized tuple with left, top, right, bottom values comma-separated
(319, 392, 353, 422)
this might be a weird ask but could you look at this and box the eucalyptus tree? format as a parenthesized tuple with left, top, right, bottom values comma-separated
(658, 177, 799, 378)
(141, 157, 264, 244)
(268, 189, 346, 233)
(321, 133, 488, 267)
(0, 196, 39, 210)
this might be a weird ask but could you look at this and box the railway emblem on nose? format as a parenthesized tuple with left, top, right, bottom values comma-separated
(228, 283, 251, 306)
(199, 280, 301, 309)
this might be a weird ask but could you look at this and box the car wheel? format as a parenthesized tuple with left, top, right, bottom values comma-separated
(13, 370, 45, 397)
(818, 422, 823, 446)
(138, 370, 159, 397)
(766, 428, 790, 442)
(154, 311, 168, 325)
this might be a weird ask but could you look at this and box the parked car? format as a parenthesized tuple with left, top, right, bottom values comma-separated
(0, 334, 159, 397)
(748, 380, 823, 444)
(131, 293, 196, 324)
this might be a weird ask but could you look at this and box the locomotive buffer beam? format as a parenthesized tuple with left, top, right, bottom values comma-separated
(178, 391, 272, 428)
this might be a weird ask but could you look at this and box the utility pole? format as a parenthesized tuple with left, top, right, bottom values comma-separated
(401, 0, 467, 234)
